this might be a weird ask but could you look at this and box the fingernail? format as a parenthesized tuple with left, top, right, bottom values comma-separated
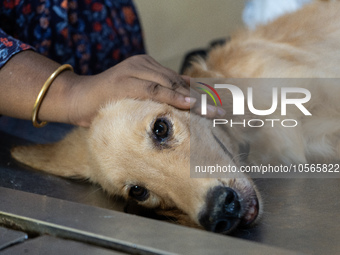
(207, 105, 217, 114)
(185, 97, 196, 104)
(217, 107, 226, 117)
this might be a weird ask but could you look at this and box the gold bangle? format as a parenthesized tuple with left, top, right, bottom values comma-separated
(32, 64, 74, 128)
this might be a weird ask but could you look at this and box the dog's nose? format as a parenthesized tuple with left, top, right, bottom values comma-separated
(223, 188, 240, 216)
(199, 186, 241, 234)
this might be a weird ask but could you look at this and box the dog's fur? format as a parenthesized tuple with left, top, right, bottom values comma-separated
(11, 0, 340, 233)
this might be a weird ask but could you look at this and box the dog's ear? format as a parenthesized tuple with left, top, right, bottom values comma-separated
(11, 128, 91, 179)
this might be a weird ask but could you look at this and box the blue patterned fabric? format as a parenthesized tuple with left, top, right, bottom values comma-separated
(0, 0, 145, 74)
(0, 30, 33, 67)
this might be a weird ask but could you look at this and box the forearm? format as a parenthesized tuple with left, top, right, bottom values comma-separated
(0, 50, 79, 124)
(0, 51, 198, 128)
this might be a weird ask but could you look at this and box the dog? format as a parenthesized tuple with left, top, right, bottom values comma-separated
(11, 0, 340, 234)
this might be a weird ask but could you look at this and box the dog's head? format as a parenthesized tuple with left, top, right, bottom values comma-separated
(11, 99, 261, 234)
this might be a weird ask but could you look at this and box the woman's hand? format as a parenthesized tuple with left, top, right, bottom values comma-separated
(0, 51, 221, 127)
(68, 55, 195, 127)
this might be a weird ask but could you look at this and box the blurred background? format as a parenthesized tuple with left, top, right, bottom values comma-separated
(134, 0, 246, 72)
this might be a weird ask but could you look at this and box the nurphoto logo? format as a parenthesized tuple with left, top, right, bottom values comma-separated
(197, 82, 312, 128)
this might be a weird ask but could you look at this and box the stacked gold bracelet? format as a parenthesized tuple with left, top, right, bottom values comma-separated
(32, 64, 74, 128)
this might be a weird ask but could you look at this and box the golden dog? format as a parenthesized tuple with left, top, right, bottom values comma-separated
(11, 0, 340, 234)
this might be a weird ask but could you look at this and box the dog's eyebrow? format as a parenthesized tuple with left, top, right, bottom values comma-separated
(212, 133, 250, 164)
(238, 143, 250, 162)
(212, 133, 234, 160)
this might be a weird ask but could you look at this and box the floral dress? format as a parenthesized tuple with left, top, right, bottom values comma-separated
(0, 0, 145, 74)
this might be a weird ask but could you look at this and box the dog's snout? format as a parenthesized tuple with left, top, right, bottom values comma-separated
(224, 188, 240, 217)
(199, 186, 241, 234)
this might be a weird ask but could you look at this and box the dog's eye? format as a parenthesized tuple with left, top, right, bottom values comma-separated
(153, 118, 171, 141)
(129, 185, 149, 201)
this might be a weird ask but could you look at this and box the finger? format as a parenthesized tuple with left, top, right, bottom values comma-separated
(140, 65, 190, 94)
(191, 104, 216, 118)
(192, 105, 226, 118)
(139, 67, 191, 97)
(132, 57, 190, 93)
(189, 87, 225, 118)
(181, 75, 191, 85)
(136, 79, 194, 109)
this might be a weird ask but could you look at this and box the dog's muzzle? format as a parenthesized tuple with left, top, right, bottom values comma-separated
(198, 186, 259, 234)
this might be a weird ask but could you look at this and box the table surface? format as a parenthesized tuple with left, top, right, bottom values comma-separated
(1, 131, 339, 254)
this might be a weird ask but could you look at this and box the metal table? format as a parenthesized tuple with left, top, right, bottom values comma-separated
(1, 131, 339, 254)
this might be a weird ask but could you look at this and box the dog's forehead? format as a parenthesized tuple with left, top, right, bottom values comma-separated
(98, 100, 191, 133)
(100, 100, 177, 122)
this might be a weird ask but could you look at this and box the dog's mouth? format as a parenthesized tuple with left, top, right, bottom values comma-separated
(240, 196, 259, 226)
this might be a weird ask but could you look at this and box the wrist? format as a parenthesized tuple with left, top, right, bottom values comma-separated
(0, 50, 89, 126)
(60, 73, 100, 127)
(37, 68, 82, 125)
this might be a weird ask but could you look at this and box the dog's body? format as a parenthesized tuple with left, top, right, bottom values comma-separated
(187, 0, 340, 79)
(11, 0, 340, 234)
(186, 0, 340, 165)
